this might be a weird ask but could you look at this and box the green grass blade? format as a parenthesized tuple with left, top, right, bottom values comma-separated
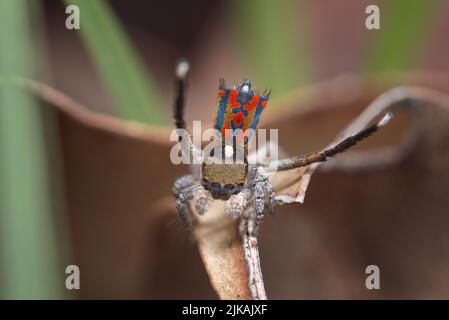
(0, 0, 63, 299)
(231, 0, 313, 96)
(64, 0, 165, 125)
(363, 0, 442, 72)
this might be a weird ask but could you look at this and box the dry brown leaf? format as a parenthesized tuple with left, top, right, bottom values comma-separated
(194, 201, 252, 299)
(26, 73, 449, 299)
(275, 86, 449, 205)
(188, 75, 449, 299)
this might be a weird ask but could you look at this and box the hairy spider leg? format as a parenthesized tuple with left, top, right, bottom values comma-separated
(172, 175, 209, 230)
(270, 112, 393, 172)
(173, 60, 201, 163)
(224, 166, 275, 237)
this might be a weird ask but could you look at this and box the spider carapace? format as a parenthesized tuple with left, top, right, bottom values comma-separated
(201, 147, 248, 200)
(172, 60, 392, 234)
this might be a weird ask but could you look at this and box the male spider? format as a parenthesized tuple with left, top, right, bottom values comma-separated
(172, 60, 392, 235)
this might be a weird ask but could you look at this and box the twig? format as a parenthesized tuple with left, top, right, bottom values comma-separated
(241, 231, 267, 299)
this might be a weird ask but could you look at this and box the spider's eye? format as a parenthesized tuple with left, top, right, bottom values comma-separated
(223, 184, 235, 192)
(209, 149, 215, 157)
(211, 182, 221, 190)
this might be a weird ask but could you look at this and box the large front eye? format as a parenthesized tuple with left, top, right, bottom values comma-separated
(223, 184, 235, 193)
(211, 182, 221, 190)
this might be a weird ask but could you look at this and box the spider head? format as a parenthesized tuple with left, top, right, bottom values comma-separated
(201, 145, 247, 200)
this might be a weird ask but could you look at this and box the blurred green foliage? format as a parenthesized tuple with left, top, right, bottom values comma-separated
(0, 0, 63, 298)
(232, 0, 312, 96)
(64, 0, 165, 125)
(363, 0, 442, 72)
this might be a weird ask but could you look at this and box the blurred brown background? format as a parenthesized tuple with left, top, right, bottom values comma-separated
(1, 0, 449, 299)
